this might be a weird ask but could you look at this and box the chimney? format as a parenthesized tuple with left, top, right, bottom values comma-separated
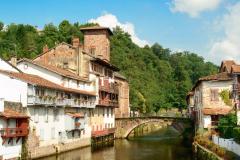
(72, 37, 80, 47)
(10, 57, 17, 66)
(43, 44, 49, 53)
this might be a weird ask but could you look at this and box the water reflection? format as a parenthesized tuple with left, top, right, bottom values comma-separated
(38, 127, 193, 160)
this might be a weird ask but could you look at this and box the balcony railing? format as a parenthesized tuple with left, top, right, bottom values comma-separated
(28, 96, 96, 108)
(92, 128, 115, 137)
(99, 80, 119, 94)
(99, 99, 118, 107)
(0, 128, 28, 138)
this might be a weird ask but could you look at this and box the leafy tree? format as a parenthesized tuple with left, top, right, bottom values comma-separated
(0, 21, 4, 31)
(0, 21, 218, 114)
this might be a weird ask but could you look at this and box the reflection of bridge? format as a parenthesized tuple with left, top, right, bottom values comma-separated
(115, 116, 192, 138)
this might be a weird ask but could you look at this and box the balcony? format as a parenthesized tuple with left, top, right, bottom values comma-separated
(92, 128, 115, 137)
(28, 95, 96, 108)
(99, 99, 118, 107)
(99, 79, 119, 94)
(0, 128, 28, 138)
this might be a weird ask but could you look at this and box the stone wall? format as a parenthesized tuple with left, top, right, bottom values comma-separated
(193, 143, 222, 160)
(83, 30, 110, 61)
(115, 78, 130, 118)
(202, 81, 233, 109)
(4, 101, 27, 114)
(34, 44, 79, 73)
(115, 117, 192, 138)
(29, 138, 91, 159)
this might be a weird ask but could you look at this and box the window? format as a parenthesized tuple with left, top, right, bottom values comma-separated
(51, 128, 55, 139)
(39, 89, 45, 96)
(54, 109, 59, 121)
(44, 108, 48, 122)
(40, 129, 44, 141)
(210, 89, 219, 101)
(36, 89, 40, 96)
(34, 108, 39, 123)
(107, 108, 109, 117)
(111, 108, 113, 117)
(90, 47, 96, 55)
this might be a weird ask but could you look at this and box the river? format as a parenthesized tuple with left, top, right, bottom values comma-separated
(38, 127, 193, 160)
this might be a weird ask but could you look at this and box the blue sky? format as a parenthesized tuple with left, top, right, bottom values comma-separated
(0, 0, 240, 64)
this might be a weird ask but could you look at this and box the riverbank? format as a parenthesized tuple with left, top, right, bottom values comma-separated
(37, 127, 193, 160)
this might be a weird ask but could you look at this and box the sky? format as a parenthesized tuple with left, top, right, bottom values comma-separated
(0, 0, 240, 64)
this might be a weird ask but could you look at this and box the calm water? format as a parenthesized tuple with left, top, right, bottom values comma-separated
(39, 127, 193, 160)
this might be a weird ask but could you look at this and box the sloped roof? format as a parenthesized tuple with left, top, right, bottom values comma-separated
(32, 42, 77, 61)
(190, 72, 232, 94)
(202, 107, 232, 115)
(0, 108, 29, 118)
(66, 112, 84, 118)
(18, 58, 90, 82)
(80, 26, 113, 35)
(91, 58, 119, 71)
(0, 69, 96, 96)
(199, 72, 232, 81)
(0, 56, 22, 73)
(220, 60, 236, 73)
(114, 72, 127, 80)
(231, 65, 240, 73)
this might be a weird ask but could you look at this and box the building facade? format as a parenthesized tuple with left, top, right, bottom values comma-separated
(28, 26, 130, 138)
(189, 61, 237, 132)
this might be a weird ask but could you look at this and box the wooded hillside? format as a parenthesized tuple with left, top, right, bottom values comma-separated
(0, 20, 218, 113)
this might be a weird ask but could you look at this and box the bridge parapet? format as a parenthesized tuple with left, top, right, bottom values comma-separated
(115, 116, 192, 138)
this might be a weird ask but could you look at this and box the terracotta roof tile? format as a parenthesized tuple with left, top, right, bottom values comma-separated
(18, 58, 90, 82)
(0, 69, 96, 96)
(199, 72, 232, 81)
(202, 107, 232, 115)
(80, 26, 113, 35)
(114, 72, 127, 80)
(0, 108, 28, 118)
(220, 60, 236, 73)
(231, 65, 240, 73)
(66, 112, 84, 118)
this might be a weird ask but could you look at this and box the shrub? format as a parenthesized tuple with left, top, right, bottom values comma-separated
(233, 127, 240, 143)
(218, 113, 237, 138)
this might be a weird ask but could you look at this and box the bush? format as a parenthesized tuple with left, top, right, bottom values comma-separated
(233, 127, 240, 143)
(218, 113, 237, 138)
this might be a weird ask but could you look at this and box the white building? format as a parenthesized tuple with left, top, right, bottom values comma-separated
(0, 64, 96, 158)
(191, 72, 233, 131)
(0, 57, 29, 160)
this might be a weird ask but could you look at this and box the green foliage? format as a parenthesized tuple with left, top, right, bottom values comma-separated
(110, 27, 218, 113)
(220, 89, 232, 106)
(218, 113, 237, 138)
(233, 127, 240, 143)
(0, 21, 218, 113)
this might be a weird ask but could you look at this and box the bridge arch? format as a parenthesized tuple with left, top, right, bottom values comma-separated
(115, 117, 192, 139)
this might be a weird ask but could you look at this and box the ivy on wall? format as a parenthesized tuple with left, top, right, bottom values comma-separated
(219, 89, 232, 106)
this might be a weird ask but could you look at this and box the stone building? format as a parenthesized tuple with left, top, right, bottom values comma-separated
(114, 72, 130, 118)
(189, 60, 238, 132)
(31, 26, 130, 139)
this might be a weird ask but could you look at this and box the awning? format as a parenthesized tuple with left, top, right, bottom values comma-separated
(202, 107, 232, 115)
(0, 108, 29, 119)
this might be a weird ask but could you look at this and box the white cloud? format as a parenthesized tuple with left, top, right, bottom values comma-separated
(170, 0, 221, 18)
(88, 13, 149, 47)
(209, 2, 240, 63)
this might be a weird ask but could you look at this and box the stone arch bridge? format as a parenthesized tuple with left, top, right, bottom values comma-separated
(115, 116, 192, 138)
